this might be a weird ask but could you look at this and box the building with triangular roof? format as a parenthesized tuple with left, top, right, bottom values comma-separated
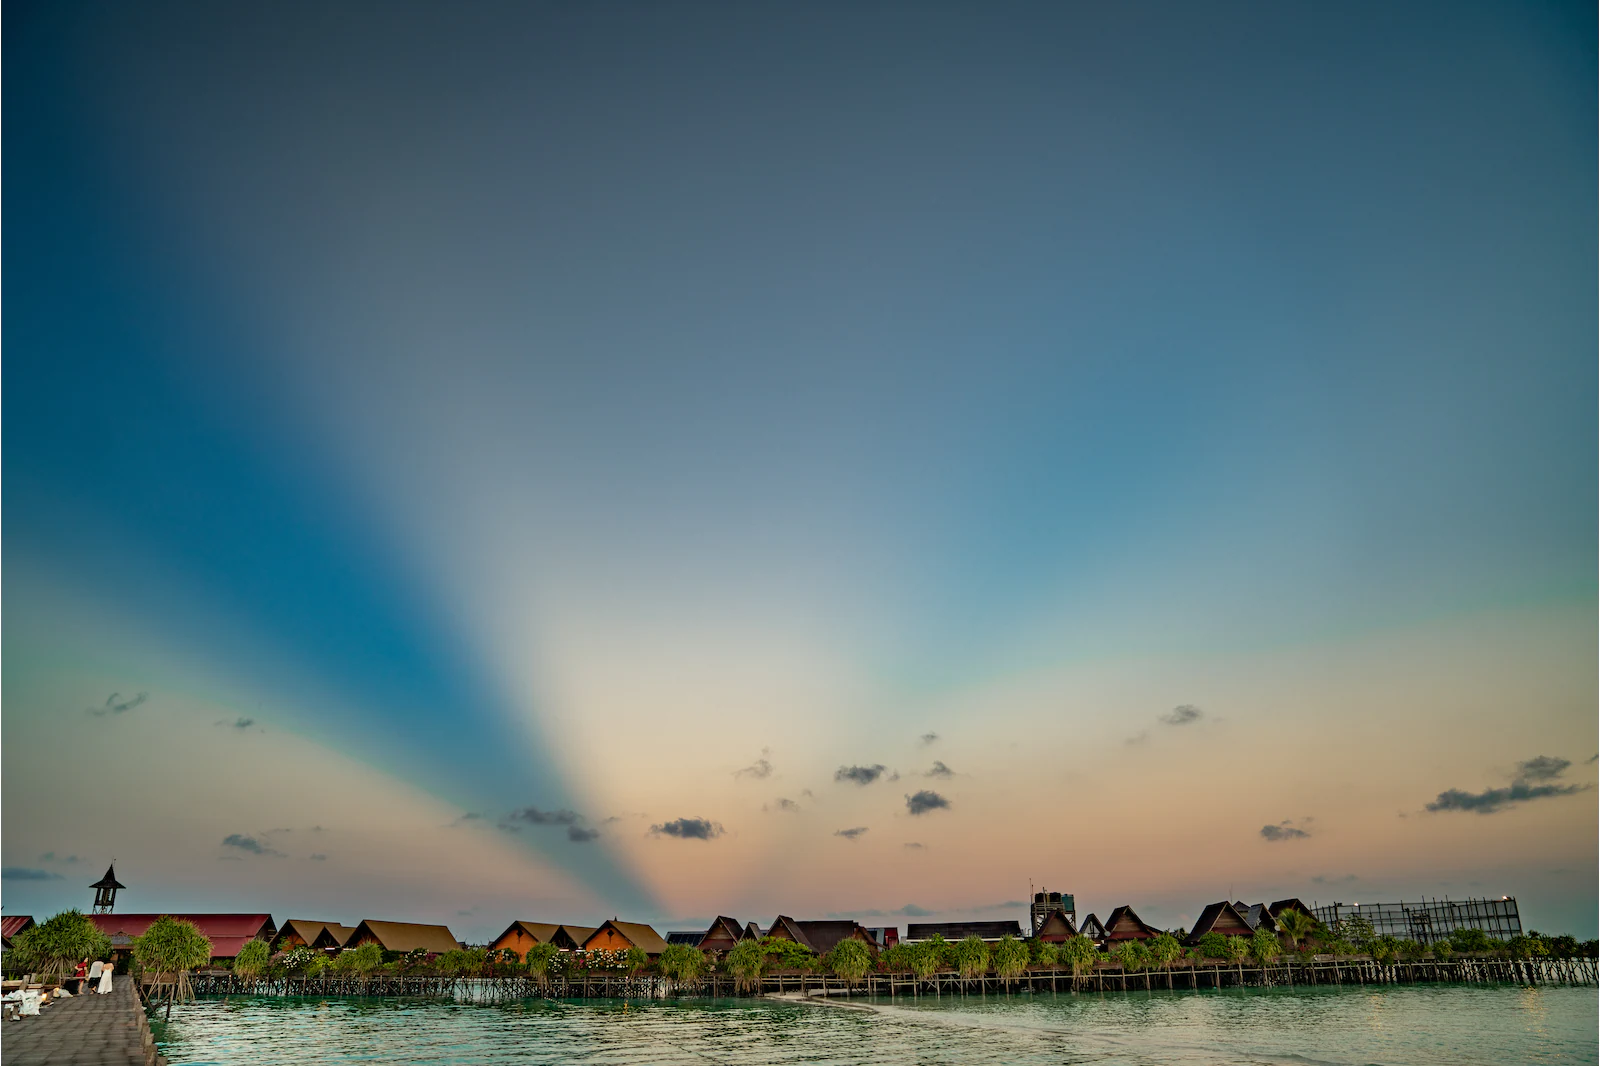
(1078, 913, 1108, 942)
(488, 921, 563, 960)
(764, 916, 877, 955)
(696, 916, 753, 955)
(89, 914, 276, 959)
(1102, 906, 1160, 942)
(582, 920, 669, 957)
(1033, 909, 1078, 943)
(904, 921, 1023, 944)
(1183, 902, 1254, 946)
(90, 864, 126, 914)
(344, 920, 461, 956)
(275, 920, 354, 952)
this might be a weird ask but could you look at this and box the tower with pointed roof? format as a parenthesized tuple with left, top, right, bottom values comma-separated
(90, 864, 126, 914)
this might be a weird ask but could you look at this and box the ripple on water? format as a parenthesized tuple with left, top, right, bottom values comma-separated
(155, 984, 1599, 1066)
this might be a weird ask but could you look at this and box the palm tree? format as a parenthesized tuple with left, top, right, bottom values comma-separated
(1248, 927, 1280, 983)
(1276, 909, 1318, 953)
(993, 935, 1028, 986)
(726, 939, 765, 993)
(526, 942, 561, 991)
(8, 909, 111, 985)
(656, 944, 706, 991)
(823, 939, 875, 988)
(1149, 933, 1182, 988)
(953, 935, 990, 985)
(1059, 935, 1098, 990)
(232, 939, 272, 990)
(132, 916, 214, 1019)
(1221, 935, 1249, 983)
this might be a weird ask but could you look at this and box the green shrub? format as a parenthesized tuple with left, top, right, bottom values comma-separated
(8, 910, 112, 982)
(335, 942, 383, 976)
(657, 943, 708, 985)
(1192, 932, 1230, 961)
(993, 936, 1028, 984)
(233, 939, 271, 980)
(953, 935, 990, 979)
(823, 939, 875, 986)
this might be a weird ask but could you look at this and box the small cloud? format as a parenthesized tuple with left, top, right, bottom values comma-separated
(800, 789, 815, 799)
(905, 790, 950, 815)
(1161, 704, 1202, 726)
(231, 717, 255, 730)
(601, 815, 623, 825)
(311, 826, 327, 833)
(504, 806, 581, 826)
(2, 867, 63, 881)
(65, 855, 78, 863)
(764, 798, 801, 813)
(1586, 754, 1598, 765)
(1515, 756, 1571, 782)
(835, 764, 888, 786)
(1311, 874, 1359, 885)
(920, 733, 939, 745)
(834, 827, 868, 840)
(309, 853, 328, 861)
(895, 903, 933, 916)
(38, 852, 54, 862)
(736, 750, 774, 779)
(925, 761, 954, 778)
(1425, 781, 1588, 815)
(976, 900, 1026, 911)
(651, 817, 724, 840)
(1124, 731, 1149, 746)
(567, 826, 601, 843)
(903, 842, 925, 850)
(1260, 824, 1310, 842)
(221, 833, 285, 857)
(89, 691, 147, 717)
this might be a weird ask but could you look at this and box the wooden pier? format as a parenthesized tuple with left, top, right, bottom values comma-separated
(1, 975, 165, 1066)
(186, 954, 1597, 1001)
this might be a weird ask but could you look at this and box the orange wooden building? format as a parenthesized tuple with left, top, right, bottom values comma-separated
(581, 920, 669, 957)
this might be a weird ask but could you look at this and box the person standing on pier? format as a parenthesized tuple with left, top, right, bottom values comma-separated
(73, 959, 88, 993)
(97, 959, 114, 994)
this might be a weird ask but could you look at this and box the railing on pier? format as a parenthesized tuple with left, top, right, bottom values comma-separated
(185, 954, 1597, 1001)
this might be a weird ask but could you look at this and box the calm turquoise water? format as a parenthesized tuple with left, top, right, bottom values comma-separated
(155, 985, 1597, 1065)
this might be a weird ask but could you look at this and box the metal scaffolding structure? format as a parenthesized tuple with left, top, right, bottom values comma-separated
(1312, 897, 1522, 944)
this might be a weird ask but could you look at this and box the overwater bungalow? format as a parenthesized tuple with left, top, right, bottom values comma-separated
(553, 925, 597, 951)
(1102, 906, 1160, 942)
(903, 921, 1024, 944)
(488, 922, 562, 960)
(343, 920, 461, 956)
(764, 916, 880, 955)
(1239, 903, 1277, 933)
(695, 916, 754, 955)
(1033, 908, 1079, 943)
(89, 914, 278, 959)
(1269, 898, 1313, 921)
(1079, 913, 1108, 943)
(275, 920, 354, 952)
(582, 920, 669, 957)
(1184, 901, 1253, 945)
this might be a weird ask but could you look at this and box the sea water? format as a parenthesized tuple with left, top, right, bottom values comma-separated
(154, 984, 1597, 1065)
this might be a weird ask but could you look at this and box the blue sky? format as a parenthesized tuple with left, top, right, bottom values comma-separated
(4, 0, 1595, 938)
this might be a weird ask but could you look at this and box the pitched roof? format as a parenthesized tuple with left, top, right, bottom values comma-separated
(765, 915, 814, 950)
(665, 931, 705, 946)
(347, 920, 461, 954)
(311, 924, 357, 950)
(1, 916, 36, 941)
(1102, 906, 1159, 940)
(90, 864, 126, 890)
(1183, 902, 1254, 945)
(490, 921, 562, 948)
(583, 920, 669, 955)
(88, 914, 276, 958)
(1079, 913, 1107, 939)
(795, 921, 875, 956)
(905, 921, 1023, 941)
(1242, 904, 1277, 933)
(1034, 909, 1078, 939)
(554, 925, 596, 950)
(698, 915, 749, 946)
(276, 920, 348, 948)
(1269, 898, 1312, 919)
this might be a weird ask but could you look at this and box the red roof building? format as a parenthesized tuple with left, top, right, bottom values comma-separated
(88, 914, 277, 959)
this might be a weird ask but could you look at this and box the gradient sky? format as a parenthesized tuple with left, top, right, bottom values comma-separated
(5, 0, 1596, 942)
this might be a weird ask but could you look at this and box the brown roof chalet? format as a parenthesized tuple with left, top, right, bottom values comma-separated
(1102, 906, 1159, 941)
(346, 920, 461, 955)
(1034, 909, 1078, 942)
(765, 915, 814, 950)
(795, 921, 876, 956)
(906, 921, 1023, 943)
(489, 921, 562, 954)
(1269, 898, 1312, 920)
(1079, 913, 1107, 941)
(582, 920, 669, 956)
(1241, 904, 1277, 933)
(554, 925, 596, 950)
(1183, 902, 1253, 946)
(311, 924, 356, 950)
(275, 920, 352, 951)
(697, 916, 752, 954)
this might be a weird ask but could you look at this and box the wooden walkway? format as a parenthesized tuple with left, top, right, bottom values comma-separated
(1, 976, 165, 1066)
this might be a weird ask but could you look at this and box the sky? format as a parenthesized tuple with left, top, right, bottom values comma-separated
(4, 0, 1596, 942)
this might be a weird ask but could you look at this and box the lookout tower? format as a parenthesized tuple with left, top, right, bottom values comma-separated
(90, 864, 126, 914)
(1030, 888, 1076, 937)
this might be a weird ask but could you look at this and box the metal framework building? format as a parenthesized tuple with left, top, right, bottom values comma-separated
(1312, 897, 1522, 944)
